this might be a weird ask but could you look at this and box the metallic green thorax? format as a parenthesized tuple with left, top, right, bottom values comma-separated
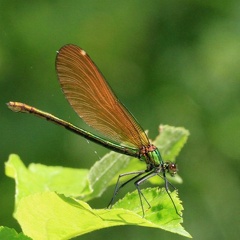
(140, 144, 163, 168)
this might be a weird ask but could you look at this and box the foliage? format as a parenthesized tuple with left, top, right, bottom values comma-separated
(4, 125, 191, 239)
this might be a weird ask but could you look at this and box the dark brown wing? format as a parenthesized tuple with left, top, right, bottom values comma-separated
(56, 44, 149, 148)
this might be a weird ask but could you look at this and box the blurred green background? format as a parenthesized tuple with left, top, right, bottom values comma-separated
(1, 1, 239, 239)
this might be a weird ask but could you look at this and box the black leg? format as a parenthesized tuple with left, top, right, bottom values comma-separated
(134, 171, 159, 217)
(162, 172, 182, 217)
(108, 168, 182, 218)
(107, 170, 147, 208)
(157, 172, 177, 190)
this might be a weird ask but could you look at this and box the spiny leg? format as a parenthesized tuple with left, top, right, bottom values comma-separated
(135, 171, 159, 217)
(157, 173, 177, 190)
(161, 172, 182, 217)
(107, 170, 146, 208)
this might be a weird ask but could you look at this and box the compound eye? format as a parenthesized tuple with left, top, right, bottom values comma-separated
(168, 163, 177, 176)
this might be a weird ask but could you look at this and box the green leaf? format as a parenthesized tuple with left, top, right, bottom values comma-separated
(5, 125, 191, 238)
(15, 191, 191, 240)
(84, 151, 132, 201)
(0, 226, 32, 240)
(154, 125, 190, 162)
(113, 188, 190, 236)
(5, 154, 90, 206)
